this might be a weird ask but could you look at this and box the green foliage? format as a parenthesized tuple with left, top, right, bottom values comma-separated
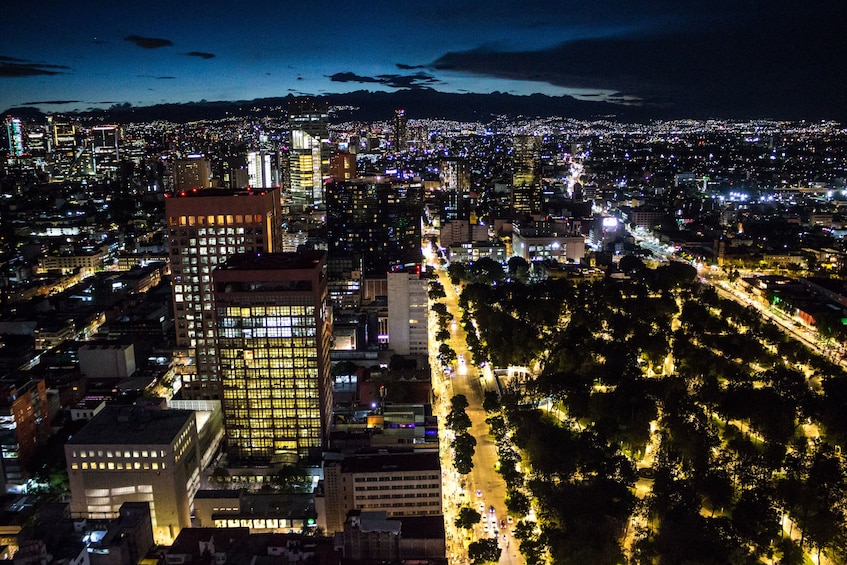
(468, 538, 501, 564)
(452, 432, 477, 475)
(455, 506, 482, 529)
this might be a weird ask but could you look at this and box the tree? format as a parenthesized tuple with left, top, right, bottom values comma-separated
(438, 343, 457, 365)
(482, 390, 501, 413)
(448, 262, 468, 285)
(453, 432, 477, 475)
(436, 329, 450, 342)
(468, 538, 501, 564)
(429, 282, 447, 300)
(455, 506, 482, 530)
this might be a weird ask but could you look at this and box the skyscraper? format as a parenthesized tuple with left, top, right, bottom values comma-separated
(393, 109, 407, 151)
(5, 117, 23, 157)
(288, 105, 329, 209)
(247, 150, 275, 189)
(325, 178, 423, 276)
(212, 251, 331, 464)
(165, 188, 283, 400)
(173, 156, 212, 192)
(512, 134, 542, 216)
(440, 158, 471, 221)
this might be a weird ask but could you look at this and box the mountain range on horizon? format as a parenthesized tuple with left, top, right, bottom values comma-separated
(4, 88, 844, 125)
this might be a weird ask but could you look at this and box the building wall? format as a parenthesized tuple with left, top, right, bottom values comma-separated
(387, 271, 429, 356)
(165, 189, 283, 400)
(65, 411, 199, 545)
(213, 252, 331, 464)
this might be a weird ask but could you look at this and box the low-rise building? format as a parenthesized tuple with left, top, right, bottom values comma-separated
(65, 403, 200, 545)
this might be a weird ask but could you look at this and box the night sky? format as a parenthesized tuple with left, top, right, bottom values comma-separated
(2, 0, 846, 119)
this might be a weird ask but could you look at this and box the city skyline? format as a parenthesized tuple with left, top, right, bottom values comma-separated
(2, 0, 846, 120)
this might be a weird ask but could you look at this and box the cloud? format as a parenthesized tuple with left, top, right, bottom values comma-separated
(396, 63, 425, 70)
(186, 51, 215, 59)
(429, 3, 847, 118)
(22, 100, 80, 105)
(124, 35, 174, 49)
(138, 75, 177, 80)
(0, 56, 70, 77)
(328, 71, 439, 89)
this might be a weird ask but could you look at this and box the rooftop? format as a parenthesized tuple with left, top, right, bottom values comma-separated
(68, 405, 194, 446)
(219, 251, 326, 272)
(339, 451, 440, 474)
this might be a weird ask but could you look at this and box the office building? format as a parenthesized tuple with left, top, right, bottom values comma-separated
(512, 135, 541, 215)
(329, 152, 357, 181)
(173, 156, 212, 192)
(440, 158, 471, 221)
(65, 404, 200, 545)
(387, 268, 429, 356)
(326, 178, 423, 276)
(0, 376, 49, 492)
(92, 125, 120, 157)
(321, 452, 442, 534)
(5, 117, 23, 157)
(49, 116, 76, 149)
(213, 251, 332, 464)
(393, 109, 407, 151)
(247, 150, 275, 188)
(288, 106, 329, 208)
(165, 188, 283, 400)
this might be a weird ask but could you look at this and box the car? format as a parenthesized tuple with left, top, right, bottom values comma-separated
(489, 505, 495, 514)
(483, 524, 489, 533)
(478, 502, 485, 512)
(500, 519, 506, 529)
(507, 516, 513, 524)
(476, 489, 482, 497)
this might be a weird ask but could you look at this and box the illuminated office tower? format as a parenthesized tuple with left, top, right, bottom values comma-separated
(173, 156, 212, 192)
(49, 116, 76, 150)
(247, 150, 276, 188)
(213, 251, 331, 464)
(92, 125, 120, 157)
(440, 158, 471, 220)
(165, 188, 283, 400)
(5, 117, 23, 156)
(288, 107, 329, 208)
(512, 134, 541, 216)
(393, 109, 407, 151)
(326, 178, 423, 276)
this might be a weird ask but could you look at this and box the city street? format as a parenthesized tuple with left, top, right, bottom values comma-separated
(430, 260, 524, 565)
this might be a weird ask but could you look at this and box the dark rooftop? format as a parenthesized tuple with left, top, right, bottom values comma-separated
(339, 452, 440, 474)
(68, 405, 194, 446)
(219, 251, 326, 272)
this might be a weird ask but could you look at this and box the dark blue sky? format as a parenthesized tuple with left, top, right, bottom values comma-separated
(2, 0, 845, 119)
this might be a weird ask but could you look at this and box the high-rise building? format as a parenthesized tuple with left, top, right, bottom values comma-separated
(92, 125, 120, 157)
(512, 135, 541, 216)
(173, 156, 212, 192)
(329, 152, 357, 181)
(165, 188, 283, 400)
(212, 251, 332, 465)
(247, 150, 275, 188)
(440, 158, 471, 221)
(49, 116, 76, 150)
(288, 106, 329, 208)
(387, 268, 429, 356)
(5, 117, 23, 157)
(393, 109, 407, 151)
(326, 178, 423, 276)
